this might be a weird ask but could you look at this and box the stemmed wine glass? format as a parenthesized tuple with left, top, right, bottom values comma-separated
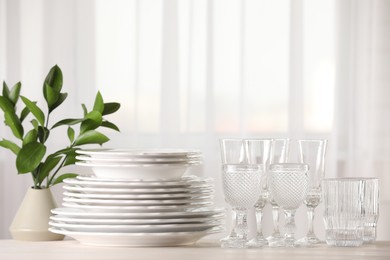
(296, 139, 327, 246)
(219, 139, 263, 248)
(269, 163, 309, 247)
(267, 138, 290, 247)
(244, 139, 272, 248)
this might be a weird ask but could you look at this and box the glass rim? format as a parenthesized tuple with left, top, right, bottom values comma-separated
(269, 163, 309, 171)
(297, 139, 328, 143)
(323, 177, 379, 182)
(219, 138, 243, 142)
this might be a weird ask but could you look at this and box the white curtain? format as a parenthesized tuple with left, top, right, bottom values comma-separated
(334, 0, 390, 240)
(0, 0, 389, 240)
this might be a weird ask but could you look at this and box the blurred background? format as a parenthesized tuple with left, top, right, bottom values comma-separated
(0, 0, 389, 240)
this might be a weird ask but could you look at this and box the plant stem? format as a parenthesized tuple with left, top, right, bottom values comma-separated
(47, 143, 76, 186)
(47, 154, 68, 186)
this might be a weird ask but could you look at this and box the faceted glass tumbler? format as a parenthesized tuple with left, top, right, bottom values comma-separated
(361, 178, 379, 243)
(322, 179, 366, 247)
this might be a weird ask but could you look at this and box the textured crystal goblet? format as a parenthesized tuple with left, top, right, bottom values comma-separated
(221, 164, 262, 248)
(269, 163, 309, 247)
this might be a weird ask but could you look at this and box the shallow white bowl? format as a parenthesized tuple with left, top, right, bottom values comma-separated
(76, 162, 189, 180)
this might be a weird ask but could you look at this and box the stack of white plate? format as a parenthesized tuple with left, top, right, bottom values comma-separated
(50, 149, 224, 247)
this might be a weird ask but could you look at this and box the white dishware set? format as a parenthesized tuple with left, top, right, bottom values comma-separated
(49, 149, 225, 247)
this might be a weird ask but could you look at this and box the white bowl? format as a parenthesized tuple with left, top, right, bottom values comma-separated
(76, 162, 189, 180)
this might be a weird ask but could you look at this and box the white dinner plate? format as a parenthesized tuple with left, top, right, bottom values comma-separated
(62, 196, 213, 206)
(63, 184, 214, 194)
(49, 221, 222, 233)
(51, 207, 225, 219)
(49, 227, 223, 247)
(63, 190, 214, 200)
(50, 214, 225, 225)
(62, 202, 214, 213)
(76, 148, 202, 158)
(64, 176, 212, 188)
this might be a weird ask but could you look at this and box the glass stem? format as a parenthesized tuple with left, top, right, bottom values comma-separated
(255, 207, 264, 237)
(271, 204, 280, 236)
(234, 208, 248, 240)
(284, 210, 296, 246)
(307, 206, 315, 237)
(229, 209, 238, 238)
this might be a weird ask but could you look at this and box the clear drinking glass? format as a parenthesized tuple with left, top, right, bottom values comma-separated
(219, 139, 262, 248)
(362, 178, 379, 243)
(244, 139, 272, 248)
(297, 139, 327, 246)
(322, 178, 366, 247)
(267, 138, 290, 247)
(269, 163, 309, 247)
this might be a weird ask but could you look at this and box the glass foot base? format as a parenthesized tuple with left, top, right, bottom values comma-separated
(220, 236, 247, 249)
(267, 234, 285, 247)
(296, 236, 323, 247)
(246, 236, 268, 248)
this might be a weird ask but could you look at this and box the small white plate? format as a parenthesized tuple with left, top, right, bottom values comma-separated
(49, 221, 222, 233)
(50, 214, 225, 225)
(76, 155, 202, 164)
(63, 184, 214, 194)
(51, 207, 225, 219)
(76, 148, 202, 158)
(62, 196, 213, 206)
(49, 227, 223, 247)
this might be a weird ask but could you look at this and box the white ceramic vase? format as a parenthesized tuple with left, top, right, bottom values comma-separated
(9, 188, 64, 241)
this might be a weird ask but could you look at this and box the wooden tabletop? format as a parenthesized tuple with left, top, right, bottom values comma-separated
(1, 239, 389, 260)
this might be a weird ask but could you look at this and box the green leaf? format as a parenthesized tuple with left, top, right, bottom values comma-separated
(37, 126, 50, 143)
(20, 106, 30, 122)
(101, 120, 120, 132)
(44, 65, 63, 93)
(51, 118, 84, 129)
(0, 96, 15, 113)
(52, 173, 78, 186)
(20, 96, 45, 126)
(63, 151, 77, 166)
(31, 119, 39, 130)
(74, 130, 109, 146)
(43, 83, 60, 108)
(48, 147, 76, 159)
(81, 104, 88, 117)
(0, 139, 21, 155)
(37, 156, 62, 184)
(49, 92, 67, 113)
(67, 126, 75, 143)
(2, 81, 10, 99)
(23, 129, 38, 146)
(93, 91, 104, 114)
(102, 102, 120, 116)
(16, 141, 46, 174)
(4, 111, 23, 139)
(80, 111, 102, 133)
(9, 82, 21, 105)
